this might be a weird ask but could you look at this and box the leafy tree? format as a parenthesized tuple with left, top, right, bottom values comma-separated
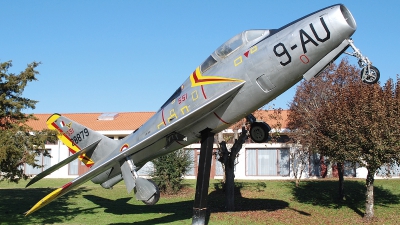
(316, 75, 400, 219)
(0, 61, 57, 182)
(150, 148, 192, 194)
(288, 61, 351, 193)
(288, 58, 400, 219)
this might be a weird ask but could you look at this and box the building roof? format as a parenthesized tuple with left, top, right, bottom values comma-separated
(26, 112, 155, 131)
(260, 109, 289, 129)
(26, 110, 289, 132)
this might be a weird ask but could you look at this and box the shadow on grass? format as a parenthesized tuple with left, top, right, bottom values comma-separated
(0, 181, 291, 224)
(83, 182, 290, 225)
(84, 195, 193, 225)
(208, 182, 290, 213)
(0, 187, 92, 225)
(290, 179, 400, 217)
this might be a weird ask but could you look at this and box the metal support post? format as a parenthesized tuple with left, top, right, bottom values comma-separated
(192, 128, 214, 225)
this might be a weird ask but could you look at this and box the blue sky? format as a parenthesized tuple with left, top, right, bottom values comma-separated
(2, 1, 399, 114)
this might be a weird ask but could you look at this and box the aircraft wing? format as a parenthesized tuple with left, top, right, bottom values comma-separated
(25, 82, 245, 216)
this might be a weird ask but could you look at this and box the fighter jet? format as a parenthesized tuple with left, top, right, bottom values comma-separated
(25, 4, 379, 215)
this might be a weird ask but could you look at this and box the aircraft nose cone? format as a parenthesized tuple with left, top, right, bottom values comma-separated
(339, 4, 357, 30)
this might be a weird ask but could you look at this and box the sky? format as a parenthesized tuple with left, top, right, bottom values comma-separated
(2, 0, 399, 114)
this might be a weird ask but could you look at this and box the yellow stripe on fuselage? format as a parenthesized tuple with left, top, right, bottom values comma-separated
(190, 67, 243, 87)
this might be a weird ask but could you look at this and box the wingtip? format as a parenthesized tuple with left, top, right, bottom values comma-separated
(26, 177, 39, 188)
(25, 181, 33, 188)
(24, 210, 32, 217)
(24, 206, 39, 216)
(24, 204, 40, 216)
(24, 187, 64, 216)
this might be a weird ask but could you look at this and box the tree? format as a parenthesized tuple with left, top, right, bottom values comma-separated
(288, 58, 400, 219)
(267, 108, 308, 186)
(216, 126, 247, 211)
(150, 148, 192, 194)
(215, 108, 283, 211)
(0, 61, 57, 182)
(215, 109, 270, 211)
(316, 75, 400, 219)
(288, 59, 361, 196)
(289, 145, 309, 187)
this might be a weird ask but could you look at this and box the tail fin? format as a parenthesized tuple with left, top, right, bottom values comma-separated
(47, 113, 117, 165)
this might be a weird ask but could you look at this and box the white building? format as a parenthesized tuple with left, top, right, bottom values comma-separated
(25, 111, 399, 180)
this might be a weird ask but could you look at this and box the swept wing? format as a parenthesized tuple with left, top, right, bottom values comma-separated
(25, 81, 245, 216)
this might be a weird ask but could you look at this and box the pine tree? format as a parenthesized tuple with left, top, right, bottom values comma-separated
(0, 61, 57, 182)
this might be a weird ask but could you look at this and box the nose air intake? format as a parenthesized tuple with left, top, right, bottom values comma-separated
(340, 5, 357, 30)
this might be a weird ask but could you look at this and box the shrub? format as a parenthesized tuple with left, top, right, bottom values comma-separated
(150, 149, 192, 194)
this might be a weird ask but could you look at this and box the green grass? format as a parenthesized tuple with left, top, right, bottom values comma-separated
(1, 178, 400, 224)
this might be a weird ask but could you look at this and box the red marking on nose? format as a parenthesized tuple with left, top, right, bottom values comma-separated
(300, 54, 309, 64)
(201, 85, 207, 99)
(214, 112, 229, 124)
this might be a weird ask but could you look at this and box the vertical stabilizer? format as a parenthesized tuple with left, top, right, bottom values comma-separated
(46, 113, 118, 165)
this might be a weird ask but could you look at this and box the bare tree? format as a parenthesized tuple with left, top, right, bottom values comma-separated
(289, 145, 309, 187)
(217, 126, 247, 211)
(215, 108, 282, 211)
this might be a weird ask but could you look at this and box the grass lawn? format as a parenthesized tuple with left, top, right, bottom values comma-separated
(0, 178, 399, 224)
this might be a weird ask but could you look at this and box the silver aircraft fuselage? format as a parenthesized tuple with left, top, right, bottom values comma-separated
(92, 4, 356, 185)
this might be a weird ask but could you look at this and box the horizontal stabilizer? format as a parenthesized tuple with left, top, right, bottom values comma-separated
(26, 139, 101, 187)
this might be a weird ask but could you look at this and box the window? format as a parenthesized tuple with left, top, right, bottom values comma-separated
(245, 30, 268, 42)
(246, 148, 289, 176)
(25, 150, 52, 175)
(279, 149, 290, 176)
(376, 163, 400, 177)
(215, 158, 225, 176)
(186, 149, 196, 176)
(216, 33, 243, 58)
(69, 151, 79, 175)
(98, 112, 119, 121)
(200, 55, 217, 73)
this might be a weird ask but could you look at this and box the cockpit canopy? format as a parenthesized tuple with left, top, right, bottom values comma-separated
(215, 32, 243, 59)
(216, 29, 273, 58)
(200, 29, 275, 73)
(159, 29, 276, 111)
